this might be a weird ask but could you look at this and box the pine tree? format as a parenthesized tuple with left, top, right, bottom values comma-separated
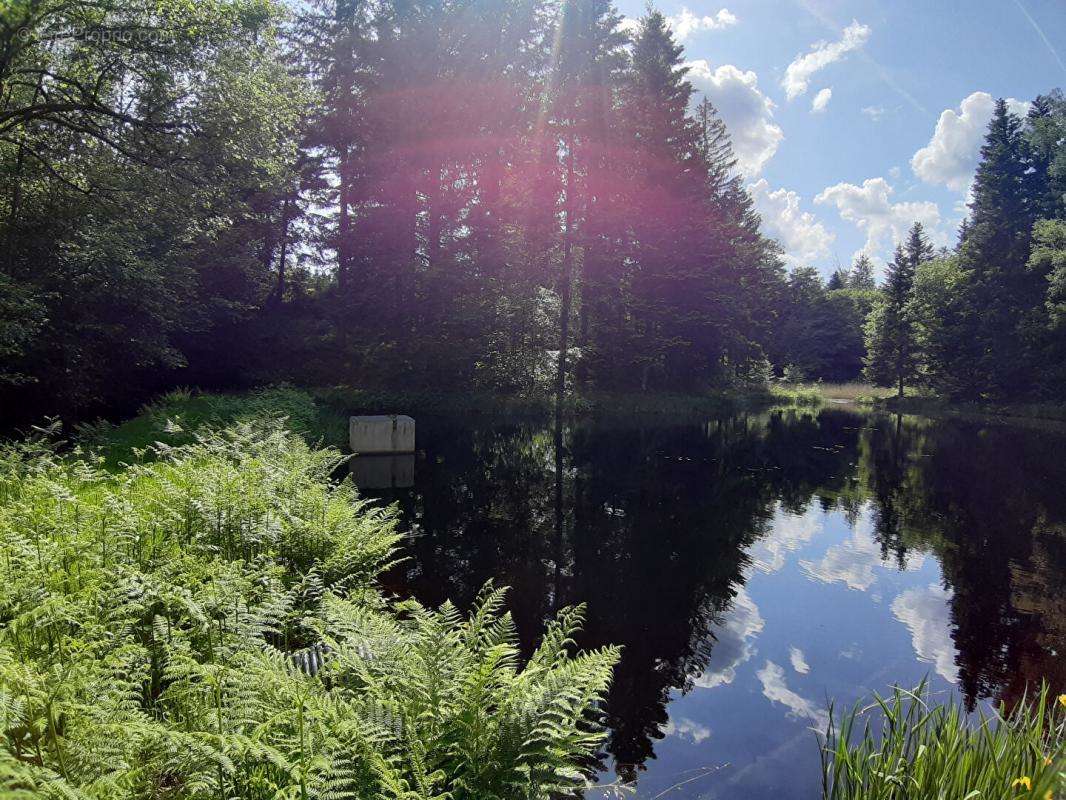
(849, 254, 876, 290)
(549, 0, 629, 398)
(617, 9, 722, 389)
(865, 243, 919, 398)
(827, 268, 850, 291)
(904, 221, 935, 270)
(955, 98, 1042, 398)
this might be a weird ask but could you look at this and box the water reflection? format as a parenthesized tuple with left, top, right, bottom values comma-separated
(350, 454, 415, 489)
(357, 407, 1066, 797)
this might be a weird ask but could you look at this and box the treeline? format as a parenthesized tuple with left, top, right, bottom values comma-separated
(865, 95, 1066, 402)
(1, 1, 1064, 418)
(1, 0, 780, 417)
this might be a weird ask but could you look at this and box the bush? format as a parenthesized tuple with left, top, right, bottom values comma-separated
(0, 422, 618, 799)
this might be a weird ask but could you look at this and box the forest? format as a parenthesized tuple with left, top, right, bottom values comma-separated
(2, 0, 1064, 420)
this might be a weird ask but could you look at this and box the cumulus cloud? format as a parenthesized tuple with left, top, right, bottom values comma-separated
(686, 60, 783, 175)
(668, 7, 738, 40)
(911, 91, 1030, 192)
(746, 502, 825, 574)
(695, 587, 764, 689)
(811, 87, 832, 113)
(664, 716, 712, 744)
(620, 7, 737, 41)
(891, 584, 959, 683)
(757, 661, 830, 729)
(862, 105, 887, 121)
(815, 177, 942, 262)
(800, 527, 881, 590)
(800, 505, 924, 591)
(748, 179, 835, 267)
(783, 21, 870, 100)
(789, 647, 810, 674)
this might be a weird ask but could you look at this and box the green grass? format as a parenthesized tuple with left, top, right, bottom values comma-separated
(78, 385, 349, 467)
(770, 381, 900, 405)
(873, 394, 1066, 425)
(822, 682, 1066, 800)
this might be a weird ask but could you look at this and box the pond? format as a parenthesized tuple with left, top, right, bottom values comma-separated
(354, 406, 1066, 799)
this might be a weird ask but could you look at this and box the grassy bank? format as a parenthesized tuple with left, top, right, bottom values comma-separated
(0, 417, 618, 799)
(872, 394, 1066, 425)
(75, 383, 833, 466)
(823, 684, 1066, 799)
(769, 382, 898, 405)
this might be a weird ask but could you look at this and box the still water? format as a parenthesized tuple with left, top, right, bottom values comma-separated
(354, 406, 1066, 799)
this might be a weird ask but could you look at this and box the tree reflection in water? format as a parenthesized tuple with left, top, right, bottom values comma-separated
(368, 407, 1066, 783)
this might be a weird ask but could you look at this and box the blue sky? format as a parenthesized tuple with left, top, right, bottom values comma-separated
(615, 0, 1066, 277)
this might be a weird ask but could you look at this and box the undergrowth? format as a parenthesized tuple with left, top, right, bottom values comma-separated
(0, 421, 619, 799)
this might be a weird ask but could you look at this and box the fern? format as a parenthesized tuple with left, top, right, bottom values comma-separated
(0, 420, 619, 800)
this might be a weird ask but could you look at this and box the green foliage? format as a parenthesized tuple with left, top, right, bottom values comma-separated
(84, 385, 349, 467)
(0, 421, 619, 799)
(822, 682, 1066, 800)
(771, 267, 876, 382)
(1030, 219, 1066, 329)
(864, 235, 925, 397)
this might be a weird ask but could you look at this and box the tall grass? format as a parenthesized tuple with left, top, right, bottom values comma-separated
(822, 682, 1066, 800)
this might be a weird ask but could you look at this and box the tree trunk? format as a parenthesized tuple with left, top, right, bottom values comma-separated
(556, 132, 576, 416)
(337, 144, 353, 290)
(273, 192, 292, 303)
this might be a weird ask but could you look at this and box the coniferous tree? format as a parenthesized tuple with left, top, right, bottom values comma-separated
(904, 222, 935, 270)
(549, 0, 629, 398)
(865, 243, 919, 398)
(849, 254, 877, 290)
(827, 268, 850, 291)
(954, 99, 1041, 398)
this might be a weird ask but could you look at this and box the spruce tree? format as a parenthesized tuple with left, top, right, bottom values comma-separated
(955, 98, 1041, 398)
(618, 9, 724, 388)
(550, 0, 629, 397)
(904, 221, 935, 270)
(827, 268, 850, 291)
(865, 243, 919, 398)
(849, 254, 876, 289)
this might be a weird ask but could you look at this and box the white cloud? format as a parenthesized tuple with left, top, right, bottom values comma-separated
(620, 7, 737, 41)
(789, 647, 810, 674)
(748, 179, 835, 267)
(815, 177, 942, 263)
(911, 91, 1030, 192)
(891, 584, 959, 683)
(746, 502, 824, 574)
(799, 505, 924, 591)
(757, 660, 830, 729)
(668, 7, 737, 40)
(686, 61, 784, 175)
(862, 105, 887, 121)
(664, 716, 712, 744)
(811, 87, 832, 113)
(695, 587, 764, 689)
(783, 21, 870, 100)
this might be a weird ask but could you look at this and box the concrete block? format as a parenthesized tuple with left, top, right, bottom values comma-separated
(349, 415, 415, 454)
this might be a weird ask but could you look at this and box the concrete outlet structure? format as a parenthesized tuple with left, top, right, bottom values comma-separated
(349, 415, 416, 454)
